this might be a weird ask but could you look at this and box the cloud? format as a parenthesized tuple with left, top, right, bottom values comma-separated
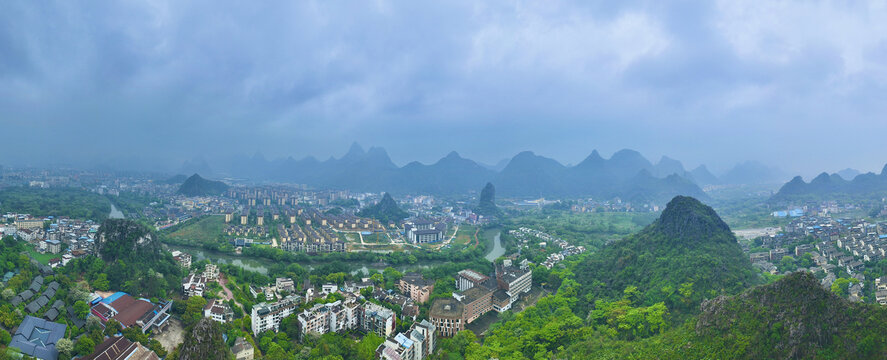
(0, 0, 885, 175)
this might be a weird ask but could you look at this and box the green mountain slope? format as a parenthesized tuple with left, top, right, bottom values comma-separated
(574, 196, 760, 313)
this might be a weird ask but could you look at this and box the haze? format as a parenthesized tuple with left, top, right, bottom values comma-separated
(2, 1, 886, 177)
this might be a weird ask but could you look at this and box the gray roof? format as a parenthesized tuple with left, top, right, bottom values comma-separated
(9, 315, 66, 360)
(26, 300, 42, 314)
(44, 308, 60, 321)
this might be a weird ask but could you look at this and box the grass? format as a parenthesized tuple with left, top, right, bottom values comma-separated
(363, 233, 388, 243)
(166, 215, 227, 244)
(27, 247, 58, 265)
(454, 225, 477, 246)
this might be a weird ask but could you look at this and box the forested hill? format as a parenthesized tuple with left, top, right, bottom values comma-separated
(176, 173, 229, 196)
(574, 196, 759, 314)
(692, 271, 887, 359)
(357, 192, 409, 224)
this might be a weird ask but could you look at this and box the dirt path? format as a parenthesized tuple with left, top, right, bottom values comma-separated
(219, 274, 243, 310)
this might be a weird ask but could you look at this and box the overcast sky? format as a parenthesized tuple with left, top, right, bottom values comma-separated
(2, 1, 886, 177)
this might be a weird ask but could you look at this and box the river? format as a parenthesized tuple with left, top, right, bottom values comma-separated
(168, 228, 504, 275)
(108, 204, 125, 219)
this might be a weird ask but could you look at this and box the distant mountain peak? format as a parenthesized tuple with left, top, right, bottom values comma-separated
(881, 163, 887, 176)
(444, 151, 462, 160)
(343, 142, 366, 159)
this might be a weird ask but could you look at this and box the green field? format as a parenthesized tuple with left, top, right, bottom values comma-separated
(27, 247, 58, 265)
(454, 225, 477, 246)
(165, 215, 226, 244)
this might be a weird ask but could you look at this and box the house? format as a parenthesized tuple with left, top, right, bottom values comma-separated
(231, 337, 254, 360)
(377, 319, 436, 360)
(81, 336, 160, 360)
(171, 251, 192, 269)
(204, 299, 234, 323)
(182, 273, 206, 297)
(276, 277, 295, 294)
(322, 283, 338, 294)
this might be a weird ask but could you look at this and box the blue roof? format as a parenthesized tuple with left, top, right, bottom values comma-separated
(101, 292, 128, 304)
(880, 235, 887, 239)
(9, 316, 66, 360)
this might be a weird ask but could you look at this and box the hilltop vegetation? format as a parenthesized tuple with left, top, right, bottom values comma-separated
(357, 192, 408, 224)
(0, 186, 111, 220)
(574, 196, 760, 315)
(177, 173, 229, 197)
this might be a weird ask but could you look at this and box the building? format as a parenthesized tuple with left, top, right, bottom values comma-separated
(399, 273, 434, 304)
(495, 264, 532, 305)
(404, 220, 446, 244)
(204, 299, 234, 323)
(361, 302, 396, 338)
(453, 286, 493, 324)
(82, 336, 160, 360)
(276, 277, 296, 294)
(9, 316, 67, 360)
(182, 273, 206, 297)
(171, 251, 192, 269)
(45, 239, 62, 254)
(15, 218, 44, 230)
(429, 298, 464, 337)
(231, 337, 255, 360)
(377, 333, 417, 360)
(250, 295, 301, 336)
(296, 298, 360, 340)
(203, 263, 219, 282)
(455, 269, 489, 292)
(90, 292, 172, 333)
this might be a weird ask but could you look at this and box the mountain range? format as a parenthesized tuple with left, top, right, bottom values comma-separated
(771, 164, 887, 201)
(174, 143, 789, 201)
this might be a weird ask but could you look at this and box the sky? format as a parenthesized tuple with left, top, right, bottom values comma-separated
(1, 0, 887, 177)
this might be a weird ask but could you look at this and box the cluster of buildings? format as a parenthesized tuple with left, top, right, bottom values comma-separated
(509, 227, 586, 269)
(430, 260, 532, 337)
(181, 263, 220, 298)
(746, 216, 887, 303)
(90, 292, 173, 334)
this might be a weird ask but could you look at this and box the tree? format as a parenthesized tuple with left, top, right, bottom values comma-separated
(73, 300, 90, 319)
(0, 329, 10, 346)
(184, 296, 208, 327)
(75, 337, 96, 356)
(56, 338, 74, 356)
(1, 288, 13, 300)
(92, 273, 110, 291)
(104, 319, 123, 336)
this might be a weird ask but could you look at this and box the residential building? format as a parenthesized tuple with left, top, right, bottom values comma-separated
(171, 251, 192, 269)
(361, 302, 396, 338)
(251, 295, 302, 336)
(231, 337, 255, 360)
(296, 298, 361, 340)
(90, 293, 172, 333)
(399, 273, 434, 304)
(45, 239, 61, 254)
(182, 273, 206, 297)
(276, 277, 296, 294)
(203, 263, 219, 282)
(204, 299, 234, 323)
